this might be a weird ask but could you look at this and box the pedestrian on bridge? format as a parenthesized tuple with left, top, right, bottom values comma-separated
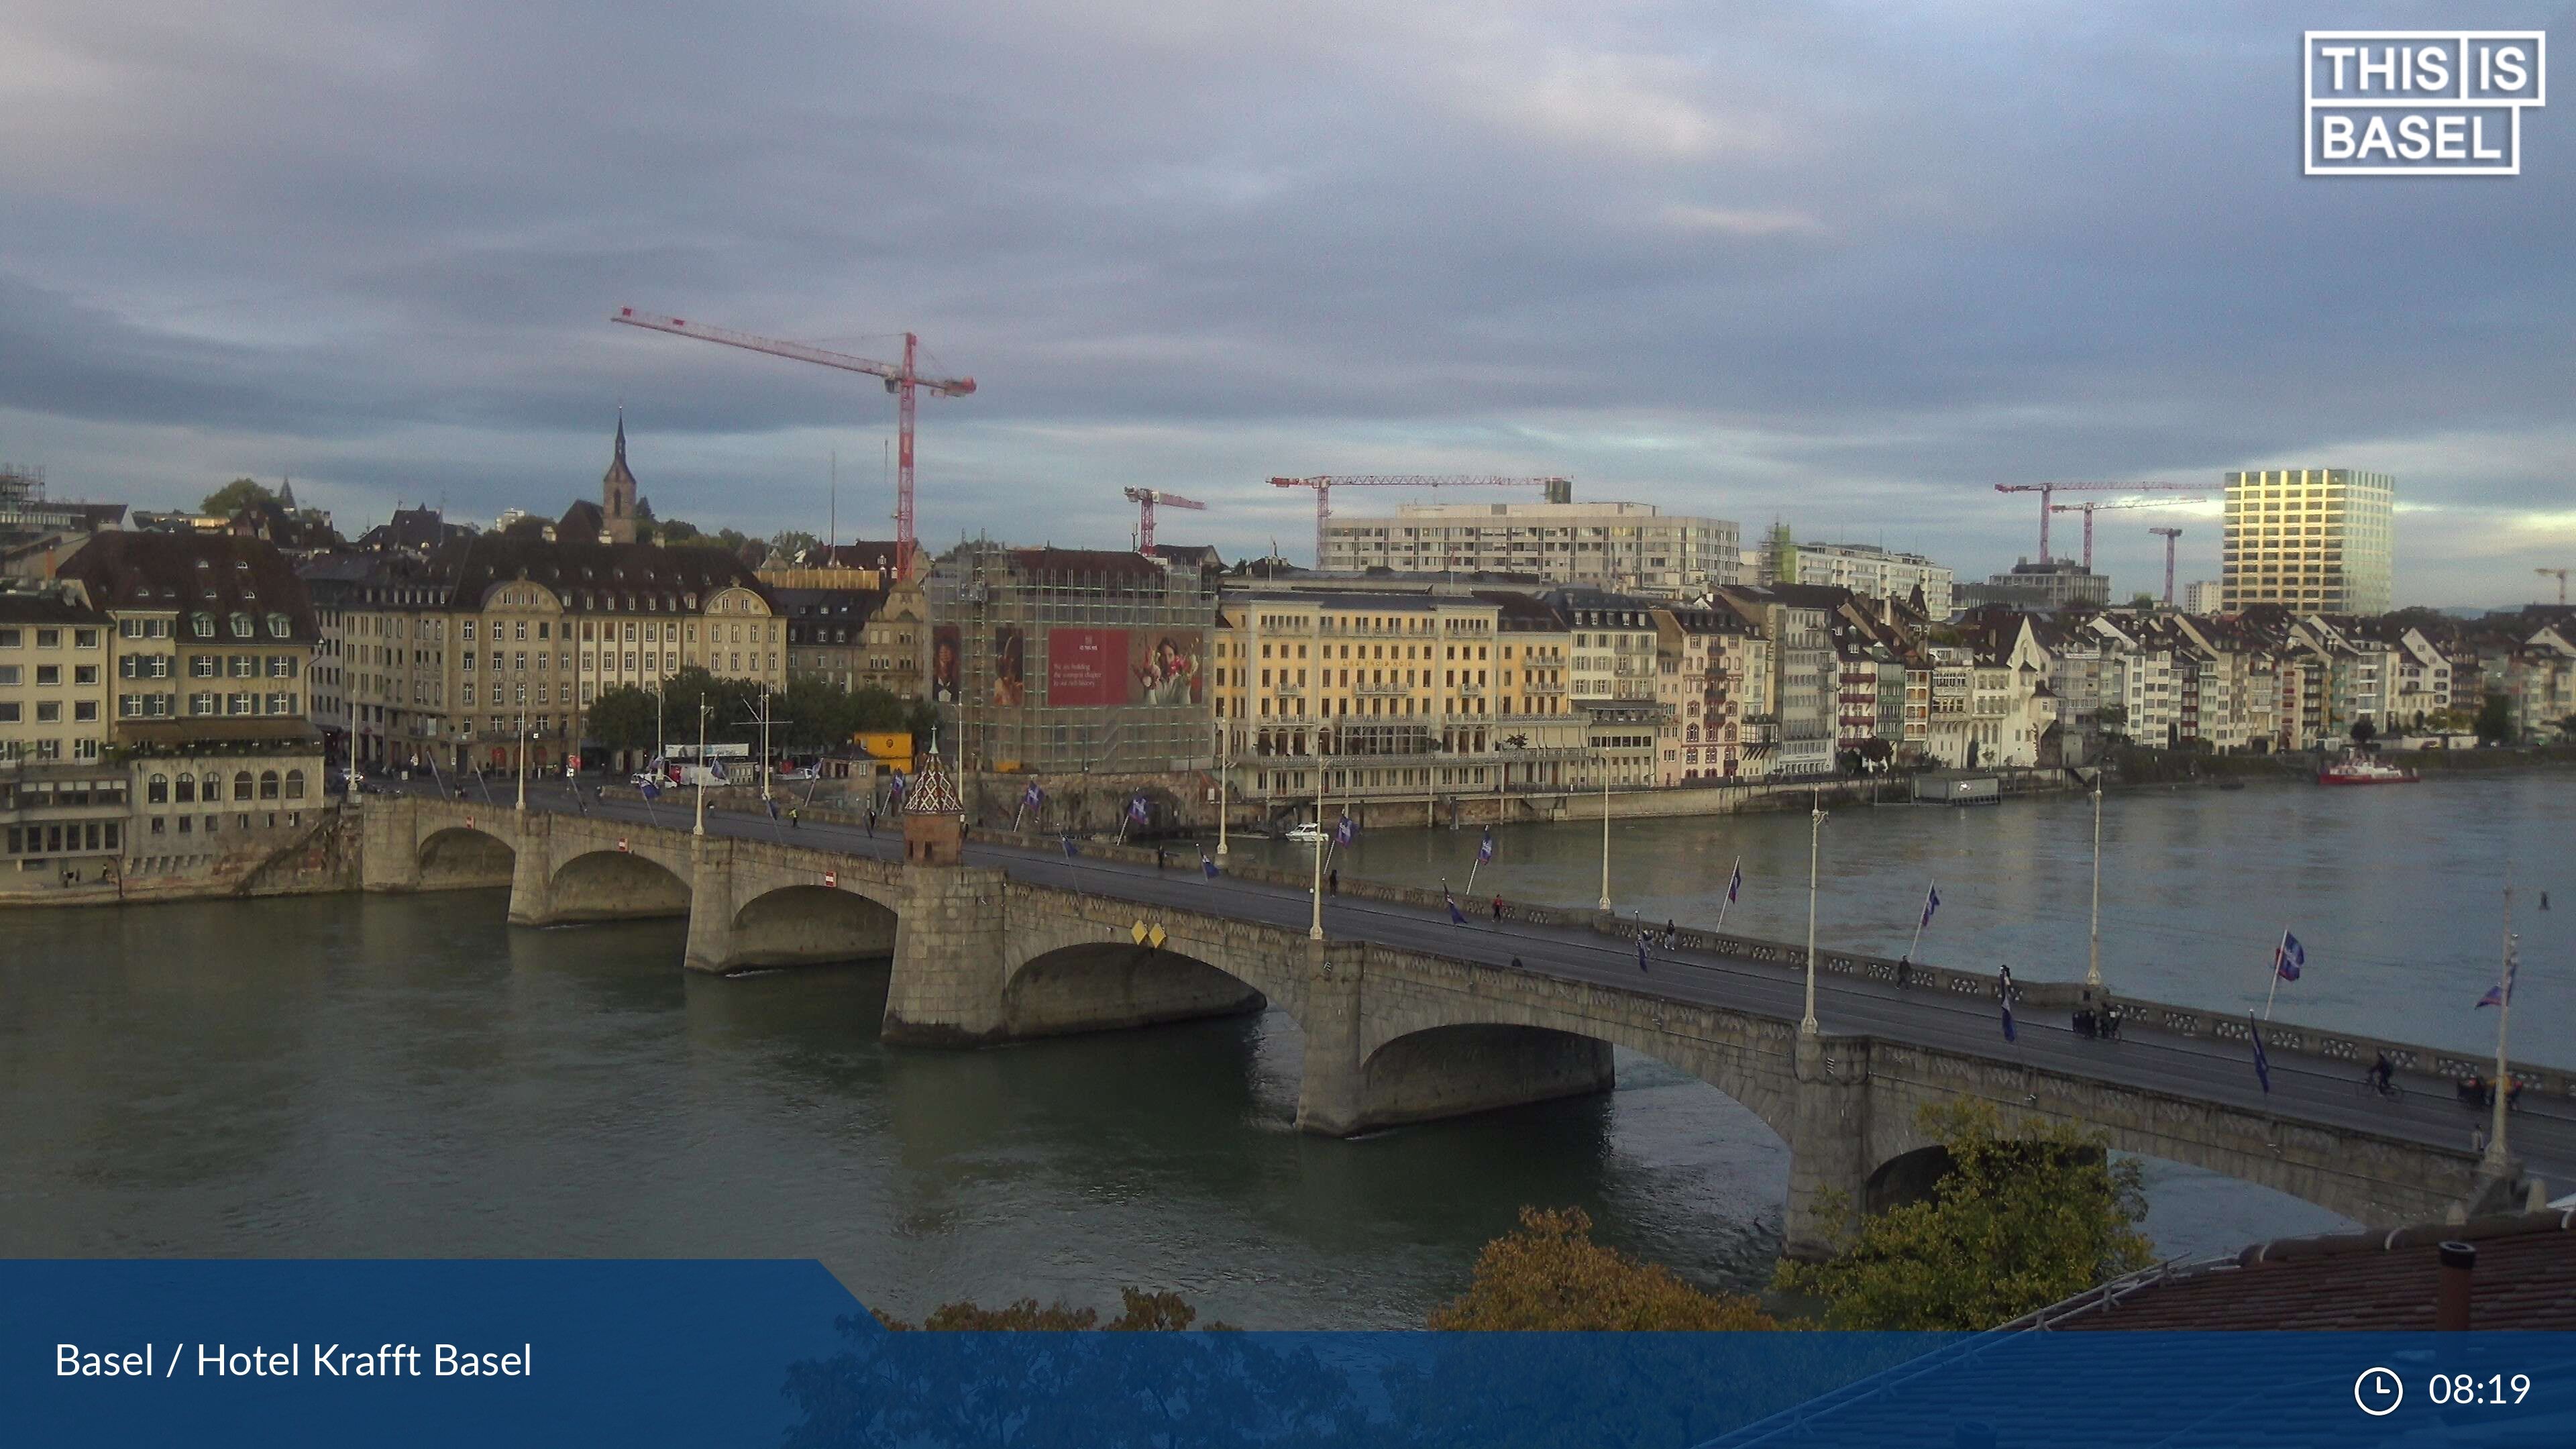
(1491, 895, 1505, 922)
(789, 807, 801, 830)
(865, 807, 877, 837)
(1328, 868, 1339, 896)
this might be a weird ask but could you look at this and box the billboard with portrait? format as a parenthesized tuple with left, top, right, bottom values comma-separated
(991, 626, 1025, 708)
(1045, 627, 1202, 707)
(930, 626, 962, 705)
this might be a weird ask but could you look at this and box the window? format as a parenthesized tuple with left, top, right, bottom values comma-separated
(0, 665, 14, 685)
(36, 628, 60, 647)
(36, 701, 61, 722)
(260, 770, 280, 800)
(284, 769, 306, 799)
(36, 664, 59, 685)
(267, 613, 290, 637)
(149, 774, 169, 804)
(230, 655, 256, 678)
(202, 772, 222, 800)
(74, 701, 97, 722)
(191, 655, 218, 678)
(229, 613, 254, 638)
(0, 702, 17, 723)
(233, 771, 254, 802)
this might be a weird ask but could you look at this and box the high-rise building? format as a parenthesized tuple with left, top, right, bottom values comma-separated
(1957, 559, 2110, 611)
(1320, 498, 1739, 597)
(2183, 580, 2224, 615)
(2220, 468, 2394, 615)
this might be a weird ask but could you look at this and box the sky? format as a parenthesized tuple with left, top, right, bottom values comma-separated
(2, 1, 2570, 607)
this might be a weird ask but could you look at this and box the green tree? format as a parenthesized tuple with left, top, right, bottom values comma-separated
(1773, 1100, 2153, 1330)
(201, 477, 274, 515)
(1428, 1206, 1773, 1331)
(2475, 692, 2514, 744)
(2350, 715, 2377, 747)
(586, 684, 662, 754)
(771, 528, 822, 562)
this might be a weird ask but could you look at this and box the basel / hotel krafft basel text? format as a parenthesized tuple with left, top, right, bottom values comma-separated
(2306, 31, 2546, 175)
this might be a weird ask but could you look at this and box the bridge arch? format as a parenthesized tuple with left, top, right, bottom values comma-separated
(727, 883, 901, 967)
(1000, 940, 1269, 1040)
(416, 824, 517, 889)
(547, 848, 692, 922)
(1353, 998, 1799, 1143)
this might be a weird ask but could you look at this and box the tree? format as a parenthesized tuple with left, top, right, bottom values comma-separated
(1426, 1206, 1773, 1331)
(201, 478, 274, 515)
(2475, 692, 2514, 744)
(586, 684, 662, 755)
(2349, 715, 2377, 747)
(2129, 592, 2159, 610)
(771, 528, 822, 562)
(1774, 1100, 2153, 1330)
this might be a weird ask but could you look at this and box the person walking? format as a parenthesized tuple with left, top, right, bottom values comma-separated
(1328, 867, 1339, 896)
(788, 806, 800, 830)
(1491, 894, 1505, 922)
(1155, 845, 1167, 872)
(865, 807, 877, 838)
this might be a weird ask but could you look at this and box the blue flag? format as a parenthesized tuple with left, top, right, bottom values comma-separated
(1061, 835, 1079, 858)
(1477, 828, 1495, 863)
(1023, 781, 1043, 809)
(1201, 850, 1219, 880)
(890, 771, 908, 799)
(2478, 936, 2520, 1009)
(766, 798, 780, 821)
(641, 780, 661, 802)
(1921, 882, 1941, 930)
(1445, 888, 1466, 926)
(1636, 934, 1650, 974)
(2274, 930, 2305, 983)
(1334, 814, 1356, 847)
(2000, 994, 2016, 1042)
(2249, 1016, 2272, 1093)
(1725, 861, 1741, 903)
(1128, 794, 1150, 823)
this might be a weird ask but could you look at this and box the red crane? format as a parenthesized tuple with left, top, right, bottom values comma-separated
(2149, 527, 2184, 606)
(1122, 487, 1206, 557)
(610, 307, 975, 578)
(2047, 496, 2205, 568)
(1996, 482, 2199, 564)
(1267, 475, 1572, 566)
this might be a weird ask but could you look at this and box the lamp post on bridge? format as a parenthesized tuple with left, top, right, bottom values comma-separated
(692, 700, 710, 838)
(515, 708, 529, 813)
(2086, 772, 2104, 990)
(1308, 757, 1326, 941)
(1597, 761, 1611, 912)
(1214, 720, 1229, 858)
(1803, 788, 1825, 1036)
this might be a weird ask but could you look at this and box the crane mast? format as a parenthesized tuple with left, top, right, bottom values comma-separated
(1122, 487, 1207, 556)
(611, 307, 973, 578)
(1997, 481, 2199, 563)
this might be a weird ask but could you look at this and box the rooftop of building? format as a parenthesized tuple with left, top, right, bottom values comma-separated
(51, 531, 319, 641)
(0, 584, 108, 625)
(429, 533, 776, 612)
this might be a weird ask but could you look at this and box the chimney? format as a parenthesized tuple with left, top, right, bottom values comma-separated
(2436, 1240, 2475, 1330)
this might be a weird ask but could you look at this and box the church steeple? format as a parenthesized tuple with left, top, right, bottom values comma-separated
(601, 409, 638, 543)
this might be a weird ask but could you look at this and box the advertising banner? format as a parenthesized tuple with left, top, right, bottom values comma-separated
(929, 626, 962, 705)
(1046, 627, 1128, 707)
(992, 625, 1026, 708)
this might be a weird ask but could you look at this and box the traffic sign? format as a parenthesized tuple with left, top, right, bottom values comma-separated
(822, 870, 837, 888)
(1131, 920, 1148, 945)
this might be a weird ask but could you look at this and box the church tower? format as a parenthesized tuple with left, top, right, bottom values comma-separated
(601, 412, 639, 543)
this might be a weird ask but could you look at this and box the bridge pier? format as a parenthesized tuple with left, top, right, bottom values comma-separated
(504, 811, 553, 926)
(682, 835, 737, 973)
(357, 794, 421, 891)
(1293, 939, 1371, 1136)
(881, 863, 1012, 1045)
(1784, 1032, 1873, 1263)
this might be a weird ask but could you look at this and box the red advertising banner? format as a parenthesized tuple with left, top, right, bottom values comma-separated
(1046, 628, 1128, 707)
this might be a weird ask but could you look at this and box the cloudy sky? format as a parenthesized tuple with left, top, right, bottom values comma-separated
(3, 1, 2569, 604)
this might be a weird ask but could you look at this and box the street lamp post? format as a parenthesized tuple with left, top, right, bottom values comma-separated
(515, 708, 528, 812)
(1309, 760, 1325, 940)
(2086, 772, 2105, 989)
(1803, 789, 1826, 1035)
(2486, 875, 2518, 1175)
(692, 701, 709, 837)
(1215, 722, 1230, 858)
(1597, 760, 1612, 912)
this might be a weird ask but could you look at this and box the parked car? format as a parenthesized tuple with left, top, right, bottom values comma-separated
(776, 767, 818, 782)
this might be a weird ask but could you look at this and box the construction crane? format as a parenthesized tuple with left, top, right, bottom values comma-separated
(610, 307, 975, 579)
(2046, 496, 2206, 569)
(2540, 568, 2570, 605)
(1267, 475, 1572, 566)
(2149, 527, 2184, 606)
(1996, 482, 2201, 564)
(1122, 487, 1206, 557)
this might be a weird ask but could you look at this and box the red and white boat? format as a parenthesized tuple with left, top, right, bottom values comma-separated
(2316, 750, 2419, 785)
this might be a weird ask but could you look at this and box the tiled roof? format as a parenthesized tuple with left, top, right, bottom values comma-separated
(0, 589, 107, 625)
(54, 531, 319, 641)
(2048, 1210, 2576, 1332)
(429, 533, 777, 614)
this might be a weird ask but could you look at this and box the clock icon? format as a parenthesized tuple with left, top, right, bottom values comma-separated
(2355, 1366, 2405, 1417)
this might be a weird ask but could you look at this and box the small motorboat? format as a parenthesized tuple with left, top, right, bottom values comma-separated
(1283, 822, 1326, 843)
(2316, 750, 2419, 785)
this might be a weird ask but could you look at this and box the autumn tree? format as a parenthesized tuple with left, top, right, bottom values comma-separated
(1428, 1206, 1773, 1331)
(201, 477, 274, 515)
(1773, 1100, 2153, 1330)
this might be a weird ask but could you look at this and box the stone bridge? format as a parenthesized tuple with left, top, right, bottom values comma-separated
(359, 794, 2506, 1256)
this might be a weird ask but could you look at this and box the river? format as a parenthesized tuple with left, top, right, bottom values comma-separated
(1, 775, 2563, 1328)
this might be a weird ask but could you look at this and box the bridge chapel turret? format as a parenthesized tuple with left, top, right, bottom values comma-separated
(600, 413, 639, 544)
(902, 753, 965, 865)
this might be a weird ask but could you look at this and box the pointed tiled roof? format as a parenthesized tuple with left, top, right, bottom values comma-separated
(603, 413, 636, 491)
(904, 752, 963, 816)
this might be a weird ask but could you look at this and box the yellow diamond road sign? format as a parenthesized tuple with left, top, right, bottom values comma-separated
(1149, 924, 1167, 950)
(1131, 920, 1148, 945)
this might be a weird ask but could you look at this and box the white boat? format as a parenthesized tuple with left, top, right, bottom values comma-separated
(2316, 750, 2419, 786)
(1283, 822, 1326, 843)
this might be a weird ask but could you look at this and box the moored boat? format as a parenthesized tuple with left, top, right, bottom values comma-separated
(2316, 750, 2419, 785)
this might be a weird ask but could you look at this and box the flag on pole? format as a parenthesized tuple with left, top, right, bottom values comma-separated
(889, 771, 908, 800)
(1023, 781, 1044, 810)
(1477, 828, 1495, 863)
(1201, 849, 1219, 880)
(766, 797, 780, 822)
(1636, 934, 1650, 975)
(2478, 935, 2520, 1009)
(2273, 930, 2305, 983)
(1920, 883, 1942, 930)
(1445, 888, 1466, 926)
(1128, 794, 1150, 824)
(2000, 994, 2017, 1042)
(1725, 861, 1742, 904)
(1334, 814, 1356, 847)
(640, 780, 661, 802)
(2249, 1015, 2272, 1093)
(1061, 834, 1079, 858)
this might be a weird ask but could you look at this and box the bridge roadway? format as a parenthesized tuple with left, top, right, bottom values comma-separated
(376, 777, 2575, 1242)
